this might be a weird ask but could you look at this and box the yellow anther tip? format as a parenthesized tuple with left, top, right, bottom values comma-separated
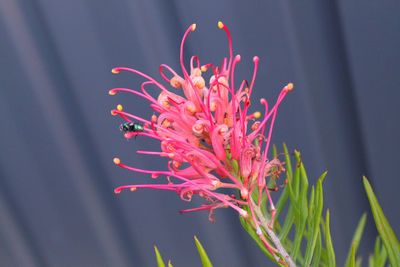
(130, 187, 137, 192)
(113, 157, 121, 165)
(218, 21, 224, 29)
(286, 83, 294, 91)
(253, 111, 261, 119)
(111, 68, 119, 74)
(201, 65, 208, 72)
(191, 23, 197, 31)
(117, 104, 123, 111)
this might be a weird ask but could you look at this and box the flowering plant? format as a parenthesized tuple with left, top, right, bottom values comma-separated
(109, 22, 400, 267)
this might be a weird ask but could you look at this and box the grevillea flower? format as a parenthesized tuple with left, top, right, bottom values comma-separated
(110, 22, 293, 245)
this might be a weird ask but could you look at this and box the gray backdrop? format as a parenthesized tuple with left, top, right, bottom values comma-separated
(0, 0, 399, 266)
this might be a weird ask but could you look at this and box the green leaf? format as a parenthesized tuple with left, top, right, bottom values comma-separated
(311, 231, 322, 267)
(154, 246, 166, 267)
(283, 143, 293, 178)
(275, 143, 293, 221)
(345, 213, 367, 267)
(363, 176, 400, 267)
(304, 172, 326, 266)
(167, 260, 173, 267)
(307, 186, 315, 226)
(355, 257, 362, 267)
(272, 144, 278, 158)
(369, 236, 388, 267)
(194, 236, 213, 267)
(290, 157, 310, 261)
(278, 205, 295, 241)
(298, 157, 309, 220)
(347, 244, 356, 267)
(324, 210, 336, 267)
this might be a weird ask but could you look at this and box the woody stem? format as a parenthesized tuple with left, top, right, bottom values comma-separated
(251, 199, 297, 267)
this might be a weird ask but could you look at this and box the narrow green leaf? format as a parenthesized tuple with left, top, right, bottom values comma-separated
(374, 236, 381, 257)
(355, 257, 362, 267)
(370, 237, 388, 267)
(363, 176, 400, 267)
(272, 144, 278, 158)
(324, 210, 336, 267)
(368, 254, 374, 267)
(311, 231, 322, 267)
(347, 244, 356, 267)
(275, 180, 290, 222)
(194, 236, 213, 267)
(345, 213, 367, 267)
(299, 160, 309, 219)
(293, 150, 301, 198)
(291, 219, 307, 260)
(290, 152, 309, 261)
(308, 186, 315, 226)
(304, 173, 326, 266)
(377, 243, 388, 267)
(154, 246, 166, 267)
(275, 144, 293, 221)
(283, 143, 293, 178)
(278, 205, 295, 241)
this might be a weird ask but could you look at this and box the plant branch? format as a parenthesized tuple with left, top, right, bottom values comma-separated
(252, 199, 297, 267)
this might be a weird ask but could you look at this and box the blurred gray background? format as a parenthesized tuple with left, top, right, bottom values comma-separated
(0, 0, 399, 266)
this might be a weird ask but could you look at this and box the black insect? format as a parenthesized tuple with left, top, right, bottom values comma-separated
(120, 122, 144, 134)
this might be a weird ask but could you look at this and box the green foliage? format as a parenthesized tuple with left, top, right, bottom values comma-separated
(345, 213, 367, 267)
(368, 237, 388, 267)
(248, 144, 400, 267)
(152, 146, 400, 267)
(363, 177, 400, 267)
(261, 144, 332, 266)
(194, 236, 214, 267)
(154, 238, 214, 267)
(324, 210, 336, 266)
(154, 246, 166, 267)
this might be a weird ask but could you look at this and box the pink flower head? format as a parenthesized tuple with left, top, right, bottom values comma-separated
(110, 22, 293, 222)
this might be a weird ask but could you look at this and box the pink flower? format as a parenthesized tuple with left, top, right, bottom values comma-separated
(110, 22, 293, 223)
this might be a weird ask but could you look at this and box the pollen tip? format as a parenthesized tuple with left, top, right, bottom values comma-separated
(253, 56, 259, 63)
(111, 110, 117, 116)
(111, 68, 120, 74)
(113, 157, 121, 165)
(191, 23, 197, 32)
(285, 82, 294, 91)
(254, 111, 261, 119)
(116, 104, 123, 111)
(130, 187, 137, 192)
(201, 65, 208, 72)
(218, 21, 224, 29)
(108, 89, 116, 96)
